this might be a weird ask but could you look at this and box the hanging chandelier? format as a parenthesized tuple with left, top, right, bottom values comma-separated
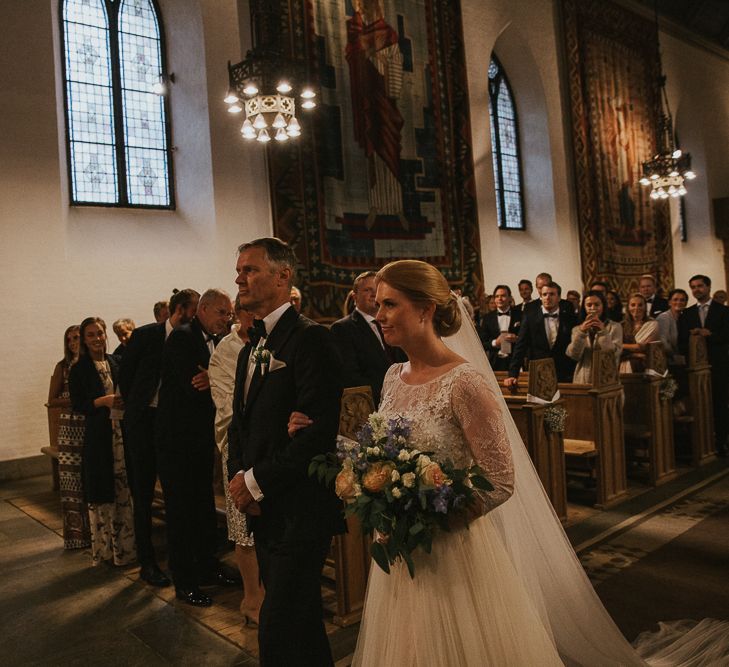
(225, 1, 315, 144)
(639, 5, 695, 200)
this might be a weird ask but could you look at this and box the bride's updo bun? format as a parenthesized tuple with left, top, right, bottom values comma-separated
(376, 260, 462, 337)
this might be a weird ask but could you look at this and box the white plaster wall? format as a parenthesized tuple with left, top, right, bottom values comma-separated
(462, 0, 583, 296)
(663, 33, 729, 293)
(0, 0, 270, 462)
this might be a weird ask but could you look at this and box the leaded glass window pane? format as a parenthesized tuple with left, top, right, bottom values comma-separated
(488, 56, 524, 230)
(63, 0, 117, 204)
(60, 0, 172, 208)
(119, 0, 169, 205)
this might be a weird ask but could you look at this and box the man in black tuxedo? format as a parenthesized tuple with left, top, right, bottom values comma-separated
(156, 288, 235, 606)
(479, 284, 522, 371)
(330, 270, 404, 406)
(679, 274, 729, 456)
(639, 274, 669, 317)
(516, 278, 534, 314)
(228, 238, 343, 667)
(119, 288, 199, 587)
(524, 272, 572, 318)
(505, 281, 577, 385)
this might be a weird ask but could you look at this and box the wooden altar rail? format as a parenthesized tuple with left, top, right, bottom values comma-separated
(620, 342, 677, 486)
(684, 335, 715, 466)
(496, 349, 628, 508)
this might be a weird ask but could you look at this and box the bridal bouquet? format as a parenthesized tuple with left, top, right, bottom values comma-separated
(309, 412, 492, 578)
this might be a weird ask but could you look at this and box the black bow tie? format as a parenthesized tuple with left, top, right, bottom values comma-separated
(646, 297, 654, 304)
(498, 310, 511, 316)
(543, 313, 559, 319)
(247, 319, 267, 346)
(205, 333, 218, 346)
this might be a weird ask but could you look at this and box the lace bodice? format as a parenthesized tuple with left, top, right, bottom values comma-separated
(380, 363, 514, 512)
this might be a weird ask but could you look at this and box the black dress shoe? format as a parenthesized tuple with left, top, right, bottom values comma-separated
(139, 564, 171, 588)
(198, 569, 241, 587)
(175, 586, 213, 607)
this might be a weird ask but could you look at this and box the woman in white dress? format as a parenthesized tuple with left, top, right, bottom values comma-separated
(566, 291, 622, 383)
(209, 300, 264, 626)
(291, 261, 729, 665)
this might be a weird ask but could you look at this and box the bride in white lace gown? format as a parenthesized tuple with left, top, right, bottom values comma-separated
(291, 260, 729, 666)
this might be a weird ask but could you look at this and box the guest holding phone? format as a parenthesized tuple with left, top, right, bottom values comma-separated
(567, 291, 622, 383)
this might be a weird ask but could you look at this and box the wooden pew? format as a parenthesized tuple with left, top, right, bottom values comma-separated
(620, 342, 677, 486)
(501, 359, 568, 522)
(330, 385, 374, 627)
(559, 349, 628, 508)
(499, 351, 628, 509)
(682, 336, 715, 466)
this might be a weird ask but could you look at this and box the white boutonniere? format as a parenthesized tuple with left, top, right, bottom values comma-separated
(251, 347, 272, 374)
(251, 346, 287, 375)
(514, 321, 521, 328)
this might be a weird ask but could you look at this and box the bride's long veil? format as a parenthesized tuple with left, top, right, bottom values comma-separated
(444, 303, 643, 666)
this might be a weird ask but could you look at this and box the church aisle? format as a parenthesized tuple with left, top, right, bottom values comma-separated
(3, 464, 728, 666)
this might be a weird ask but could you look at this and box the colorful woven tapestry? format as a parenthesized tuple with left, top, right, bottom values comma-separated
(267, 0, 481, 321)
(562, 0, 674, 297)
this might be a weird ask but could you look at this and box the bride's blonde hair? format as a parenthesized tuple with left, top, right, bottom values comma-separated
(376, 260, 462, 337)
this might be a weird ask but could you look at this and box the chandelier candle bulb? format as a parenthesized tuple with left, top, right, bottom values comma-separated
(224, 91, 239, 104)
(256, 128, 270, 142)
(275, 128, 289, 141)
(227, 104, 242, 114)
(276, 81, 292, 93)
(301, 99, 316, 110)
(243, 83, 259, 96)
(253, 114, 267, 129)
(272, 113, 286, 128)
(300, 88, 316, 99)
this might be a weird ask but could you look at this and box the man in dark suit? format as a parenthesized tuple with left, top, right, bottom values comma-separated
(228, 238, 343, 667)
(524, 272, 573, 319)
(505, 281, 577, 385)
(479, 284, 522, 371)
(330, 270, 404, 406)
(515, 278, 534, 314)
(679, 274, 729, 456)
(119, 288, 199, 587)
(156, 288, 235, 606)
(639, 274, 669, 317)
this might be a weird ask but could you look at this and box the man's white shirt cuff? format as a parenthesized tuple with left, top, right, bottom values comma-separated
(243, 468, 264, 501)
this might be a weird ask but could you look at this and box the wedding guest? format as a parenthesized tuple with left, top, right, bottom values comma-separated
(638, 274, 668, 317)
(153, 300, 169, 323)
(657, 289, 688, 364)
(69, 317, 136, 566)
(479, 285, 521, 371)
(566, 291, 622, 383)
(290, 286, 302, 313)
(516, 279, 533, 313)
(505, 281, 577, 385)
(619, 293, 659, 373)
(589, 281, 609, 294)
(49, 325, 91, 550)
(524, 272, 571, 317)
(112, 318, 135, 357)
(118, 288, 200, 588)
(606, 290, 624, 323)
(566, 290, 581, 316)
(712, 289, 727, 306)
(679, 274, 729, 456)
(331, 271, 405, 406)
(156, 288, 238, 606)
(209, 299, 265, 626)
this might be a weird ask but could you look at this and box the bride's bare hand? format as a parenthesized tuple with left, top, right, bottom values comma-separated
(288, 411, 313, 437)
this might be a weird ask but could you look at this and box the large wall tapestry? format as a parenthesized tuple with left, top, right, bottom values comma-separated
(562, 0, 674, 297)
(268, 0, 481, 320)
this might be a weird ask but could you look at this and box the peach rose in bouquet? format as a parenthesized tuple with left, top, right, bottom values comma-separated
(362, 461, 396, 493)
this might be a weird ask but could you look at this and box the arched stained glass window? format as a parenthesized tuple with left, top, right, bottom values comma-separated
(488, 56, 524, 230)
(60, 0, 173, 207)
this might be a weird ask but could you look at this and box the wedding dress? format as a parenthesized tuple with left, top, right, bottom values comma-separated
(352, 303, 729, 666)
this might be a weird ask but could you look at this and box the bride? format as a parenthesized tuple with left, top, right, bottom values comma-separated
(290, 260, 728, 666)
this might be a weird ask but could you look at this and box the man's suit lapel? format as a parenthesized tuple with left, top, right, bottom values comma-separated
(243, 306, 299, 419)
(190, 318, 211, 366)
(352, 310, 386, 360)
(533, 311, 550, 350)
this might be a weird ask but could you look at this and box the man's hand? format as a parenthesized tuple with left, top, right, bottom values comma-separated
(288, 411, 313, 438)
(496, 333, 516, 347)
(503, 376, 519, 390)
(690, 327, 711, 338)
(192, 365, 210, 391)
(229, 472, 256, 513)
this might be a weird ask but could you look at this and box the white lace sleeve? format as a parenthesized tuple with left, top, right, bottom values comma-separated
(451, 368, 514, 513)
